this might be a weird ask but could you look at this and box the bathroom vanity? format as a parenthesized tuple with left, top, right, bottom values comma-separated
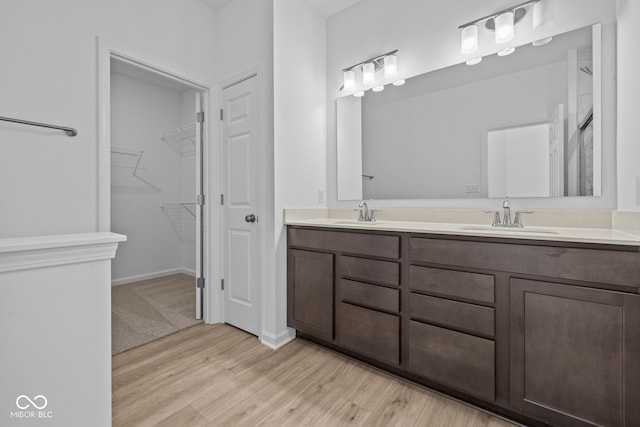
(286, 220, 640, 427)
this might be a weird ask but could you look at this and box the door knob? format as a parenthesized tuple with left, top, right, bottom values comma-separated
(245, 214, 256, 223)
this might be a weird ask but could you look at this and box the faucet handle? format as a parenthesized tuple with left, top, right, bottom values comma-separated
(353, 208, 364, 221)
(513, 210, 534, 227)
(370, 209, 381, 222)
(483, 210, 501, 226)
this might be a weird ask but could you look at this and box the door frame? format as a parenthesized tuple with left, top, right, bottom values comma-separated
(219, 67, 264, 340)
(96, 38, 213, 321)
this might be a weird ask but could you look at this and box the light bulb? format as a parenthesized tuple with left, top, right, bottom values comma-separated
(343, 70, 355, 91)
(384, 55, 397, 78)
(466, 57, 482, 65)
(533, 0, 554, 29)
(460, 25, 479, 54)
(353, 91, 365, 98)
(372, 86, 384, 92)
(495, 11, 514, 44)
(392, 79, 405, 86)
(362, 62, 375, 85)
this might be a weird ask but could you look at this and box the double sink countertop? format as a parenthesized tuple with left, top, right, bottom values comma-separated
(284, 209, 640, 247)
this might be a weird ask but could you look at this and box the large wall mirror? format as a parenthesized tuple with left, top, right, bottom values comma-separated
(337, 24, 602, 200)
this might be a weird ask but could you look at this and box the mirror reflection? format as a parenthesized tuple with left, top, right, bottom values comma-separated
(337, 24, 600, 200)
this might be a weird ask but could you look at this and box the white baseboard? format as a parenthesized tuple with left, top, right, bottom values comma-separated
(261, 327, 296, 350)
(112, 267, 195, 286)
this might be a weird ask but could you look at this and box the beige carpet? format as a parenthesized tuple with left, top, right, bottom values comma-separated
(111, 273, 202, 355)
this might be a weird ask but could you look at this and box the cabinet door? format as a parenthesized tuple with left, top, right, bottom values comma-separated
(287, 249, 334, 341)
(510, 278, 640, 427)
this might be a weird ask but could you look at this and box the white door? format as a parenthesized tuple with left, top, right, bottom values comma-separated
(222, 75, 260, 336)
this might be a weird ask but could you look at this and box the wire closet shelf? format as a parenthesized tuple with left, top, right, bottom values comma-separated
(160, 122, 196, 156)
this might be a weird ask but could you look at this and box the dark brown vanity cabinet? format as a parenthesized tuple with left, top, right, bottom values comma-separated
(287, 227, 401, 364)
(336, 254, 401, 366)
(510, 278, 640, 427)
(407, 265, 497, 401)
(287, 249, 334, 341)
(287, 226, 640, 427)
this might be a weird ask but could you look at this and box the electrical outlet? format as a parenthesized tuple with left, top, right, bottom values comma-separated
(465, 184, 480, 194)
(318, 189, 324, 204)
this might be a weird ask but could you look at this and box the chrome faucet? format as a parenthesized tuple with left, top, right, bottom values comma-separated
(357, 201, 369, 221)
(485, 199, 533, 228)
(502, 199, 512, 226)
(355, 201, 380, 222)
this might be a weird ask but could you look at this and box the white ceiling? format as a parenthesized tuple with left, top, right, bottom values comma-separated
(199, 0, 362, 17)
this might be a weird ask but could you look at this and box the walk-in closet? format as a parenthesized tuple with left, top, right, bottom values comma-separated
(109, 58, 203, 354)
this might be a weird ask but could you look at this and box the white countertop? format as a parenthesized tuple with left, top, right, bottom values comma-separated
(285, 218, 640, 246)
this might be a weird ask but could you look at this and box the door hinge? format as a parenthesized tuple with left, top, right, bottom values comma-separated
(221, 279, 224, 290)
(220, 194, 224, 205)
(197, 277, 205, 289)
(219, 109, 224, 121)
(196, 111, 205, 123)
(197, 194, 205, 206)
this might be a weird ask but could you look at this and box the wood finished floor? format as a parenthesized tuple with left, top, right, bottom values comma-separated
(112, 323, 516, 427)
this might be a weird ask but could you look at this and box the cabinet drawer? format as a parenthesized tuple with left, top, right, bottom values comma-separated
(410, 236, 640, 288)
(340, 256, 399, 286)
(289, 227, 400, 259)
(410, 293, 494, 337)
(338, 279, 400, 313)
(336, 302, 400, 366)
(409, 265, 494, 304)
(408, 321, 495, 401)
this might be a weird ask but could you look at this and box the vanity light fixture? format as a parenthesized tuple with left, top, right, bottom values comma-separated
(343, 70, 355, 90)
(384, 54, 398, 78)
(460, 24, 479, 54)
(362, 62, 376, 85)
(494, 11, 515, 44)
(372, 86, 385, 92)
(353, 91, 365, 98)
(458, 0, 554, 56)
(340, 50, 400, 94)
(466, 57, 483, 65)
(392, 79, 406, 86)
(533, 0, 554, 29)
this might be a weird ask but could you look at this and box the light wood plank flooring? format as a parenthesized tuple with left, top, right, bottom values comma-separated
(112, 323, 516, 427)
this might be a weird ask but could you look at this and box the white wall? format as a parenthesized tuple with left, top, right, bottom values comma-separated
(0, 0, 216, 239)
(327, 0, 617, 210)
(110, 72, 195, 284)
(274, 0, 328, 343)
(0, 234, 123, 427)
(617, 0, 640, 211)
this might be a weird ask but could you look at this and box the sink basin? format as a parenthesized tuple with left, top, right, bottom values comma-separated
(331, 220, 384, 225)
(459, 225, 559, 235)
